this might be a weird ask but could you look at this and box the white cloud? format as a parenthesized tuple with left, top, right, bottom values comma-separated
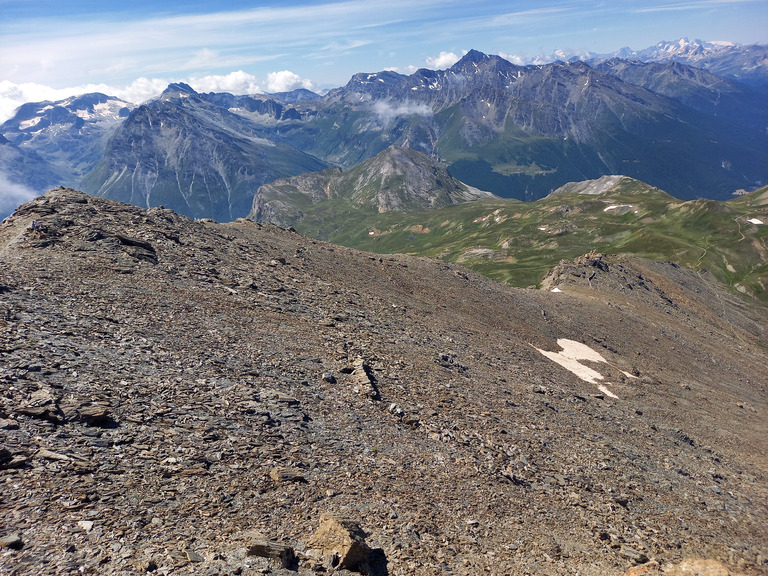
(384, 65, 419, 75)
(266, 71, 313, 93)
(114, 77, 173, 104)
(188, 71, 263, 95)
(425, 51, 461, 69)
(0, 171, 39, 219)
(497, 52, 529, 66)
(371, 100, 433, 124)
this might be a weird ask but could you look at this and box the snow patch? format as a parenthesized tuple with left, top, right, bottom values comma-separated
(73, 100, 129, 121)
(604, 204, 633, 212)
(19, 117, 42, 129)
(597, 385, 619, 399)
(534, 339, 620, 398)
(747, 218, 764, 225)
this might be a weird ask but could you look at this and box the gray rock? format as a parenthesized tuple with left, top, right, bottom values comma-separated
(247, 539, 295, 568)
(620, 545, 649, 564)
(0, 533, 23, 549)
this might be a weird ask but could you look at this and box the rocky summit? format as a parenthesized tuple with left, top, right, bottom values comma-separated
(1, 188, 767, 576)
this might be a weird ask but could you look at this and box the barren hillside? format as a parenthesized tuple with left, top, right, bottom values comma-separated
(1, 188, 766, 575)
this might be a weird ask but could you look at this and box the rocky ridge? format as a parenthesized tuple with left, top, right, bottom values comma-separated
(0, 188, 766, 575)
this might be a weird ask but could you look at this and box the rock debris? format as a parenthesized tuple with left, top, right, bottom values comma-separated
(0, 188, 766, 575)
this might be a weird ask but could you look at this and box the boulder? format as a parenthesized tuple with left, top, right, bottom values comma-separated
(247, 539, 295, 569)
(307, 514, 371, 571)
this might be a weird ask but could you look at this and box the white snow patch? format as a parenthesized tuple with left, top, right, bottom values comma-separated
(597, 385, 619, 399)
(551, 287, 562, 293)
(538, 227, 547, 231)
(534, 339, 619, 398)
(19, 117, 42, 129)
(747, 218, 764, 225)
(535, 339, 608, 384)
(604, 204, 633, 212)
(74, 100, 128, 121)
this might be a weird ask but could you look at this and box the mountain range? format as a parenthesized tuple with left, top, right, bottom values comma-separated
(596, 38, 768, 87)
(1, 40, 766, 221)
(80, 83, 327, 223)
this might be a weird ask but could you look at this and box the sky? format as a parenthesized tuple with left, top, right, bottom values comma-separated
(0, 0, 767, 122)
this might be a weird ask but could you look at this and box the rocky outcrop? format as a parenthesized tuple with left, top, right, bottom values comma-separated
(306, 514, 373, 571)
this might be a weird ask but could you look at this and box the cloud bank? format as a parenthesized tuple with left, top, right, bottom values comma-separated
(0, 171, 39, 220)
(188, 71, 263, 95)
(425, 51, 461, 69)
(372, 101, 433, 124)
(266, 71, 314, 93)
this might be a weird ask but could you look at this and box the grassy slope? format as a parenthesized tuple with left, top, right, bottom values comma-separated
(291, 178, 768, 301)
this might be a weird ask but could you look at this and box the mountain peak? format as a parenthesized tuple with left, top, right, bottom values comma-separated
(160, 82, 198, 99)
(458, 49, 489, 63)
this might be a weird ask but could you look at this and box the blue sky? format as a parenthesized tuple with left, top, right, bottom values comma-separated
(1, 0, 767, 120)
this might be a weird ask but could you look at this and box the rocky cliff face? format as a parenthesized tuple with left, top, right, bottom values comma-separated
(592, 59, 768, 133)
(79, 84, 327, 222)
(1, 188, 766, 575)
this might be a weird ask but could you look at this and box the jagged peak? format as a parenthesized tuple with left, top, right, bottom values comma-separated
(451, 49, 510, 72)
(457, 49, 489, 64)
(160, 82, 198, 99)
(449, 49, 525, 76)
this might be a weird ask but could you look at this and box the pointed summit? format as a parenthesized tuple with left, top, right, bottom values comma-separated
(160, 82, 198, 99)
(450, 49, 518, 76)
(453, 49, 490, 68)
